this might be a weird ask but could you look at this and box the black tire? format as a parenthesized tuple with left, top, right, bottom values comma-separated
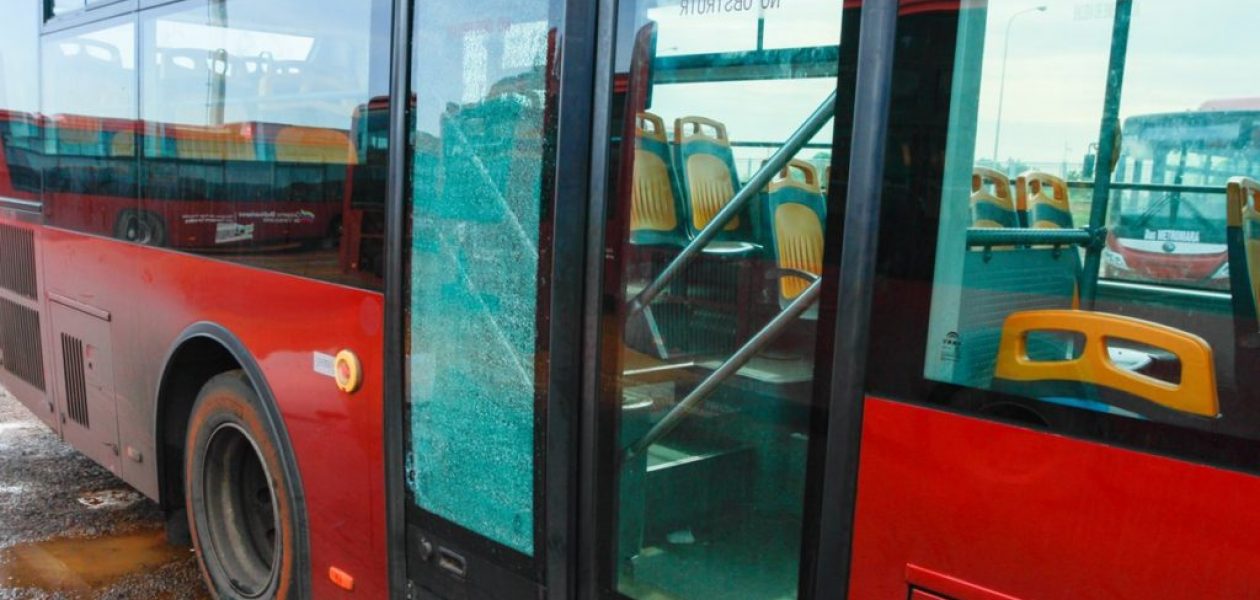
(185, 371, 302, 599)
(114, 209, 167, 246)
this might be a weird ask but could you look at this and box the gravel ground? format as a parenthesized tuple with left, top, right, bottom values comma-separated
(0, 388, 207, 599)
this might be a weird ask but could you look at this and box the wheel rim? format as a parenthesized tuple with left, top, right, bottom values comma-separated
(121, 214, 152, 244)
(202, 423, 279, 598)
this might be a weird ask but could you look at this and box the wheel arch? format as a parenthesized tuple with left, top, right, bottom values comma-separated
(153, 321, 311, 593)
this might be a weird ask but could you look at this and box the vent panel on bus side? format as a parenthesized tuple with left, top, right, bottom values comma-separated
(0, 296, 45, 391)
(60, 333, 89, 427)
(0, 223, 38, 299)
(49, 301, 120, 474)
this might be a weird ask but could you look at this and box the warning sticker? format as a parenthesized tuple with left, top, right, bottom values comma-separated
(215, 222, 255, 244)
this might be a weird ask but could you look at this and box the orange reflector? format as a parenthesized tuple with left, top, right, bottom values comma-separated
(334, 349, 362, 393)
(329, 566, 355, 591)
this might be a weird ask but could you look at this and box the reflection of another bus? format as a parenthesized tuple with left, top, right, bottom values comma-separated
(1103, 101, 1260, 290)
(339, 97, 391, 283)
(0, 110, 44, 207)
(1, 111, 352, 249)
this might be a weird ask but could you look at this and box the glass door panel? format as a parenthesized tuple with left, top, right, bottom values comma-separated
(402, 0, 557, 591)
(598, 1, 848, 598)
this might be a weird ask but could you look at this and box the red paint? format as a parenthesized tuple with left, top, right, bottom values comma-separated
(850, 397, 1260, 599)
(11, 218, 387, 597)
(1105, 233, 1228, 290)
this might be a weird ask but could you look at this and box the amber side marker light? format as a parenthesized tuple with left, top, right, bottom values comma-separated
(329, 566, 355, 591)
(334, 349, 362, 393)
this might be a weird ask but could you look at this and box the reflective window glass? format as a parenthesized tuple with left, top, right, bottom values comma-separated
(868, 1, 1260, 461)
(0, 1, 43, 205)
(41, 18, 140, 234)
(135, 0, 391, 289)
(600, 1, 845, 598)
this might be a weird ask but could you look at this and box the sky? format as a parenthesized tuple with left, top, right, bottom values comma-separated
(974, 0, 1260, 165)
(629, 0, 1260, 173)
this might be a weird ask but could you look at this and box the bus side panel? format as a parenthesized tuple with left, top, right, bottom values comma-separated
(37, 225, 386, 599)
(849, 396, 1260, 599)
(0, 212, 58, 433)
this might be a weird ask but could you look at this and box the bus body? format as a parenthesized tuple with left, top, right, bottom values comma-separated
(2, 1, 1260, 599)
(1101, 106, 1260, 290)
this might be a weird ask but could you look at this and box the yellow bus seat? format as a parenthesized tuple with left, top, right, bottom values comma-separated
(110, 129, 136, 157)
(630, 112, 686, 246)
(768, 159, 826, 307)
(173, 125, 257, 161)
(970, 167, 1017, 228)
(274, 126, 355, 164)
(993, 309, 1219, 421)
(1019, 171, 1073, 229)
(674, 116, 751, 244)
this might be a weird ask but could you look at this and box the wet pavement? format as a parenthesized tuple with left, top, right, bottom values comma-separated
(0, 389, 208, 599)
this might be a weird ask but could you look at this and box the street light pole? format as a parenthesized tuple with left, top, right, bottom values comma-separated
(992, 5, 1047, 165)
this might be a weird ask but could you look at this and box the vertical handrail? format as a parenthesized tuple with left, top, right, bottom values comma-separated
(626, 90, 837, 315)
(1080, 0, 1133, 308)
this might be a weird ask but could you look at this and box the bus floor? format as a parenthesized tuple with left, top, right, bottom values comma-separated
(0, 387, 207, 599)
(619, 511, 802, 600)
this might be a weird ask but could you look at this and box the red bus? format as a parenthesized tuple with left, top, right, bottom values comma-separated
(3, 0, 1260, 599)
(1100, 103, 1260, 290)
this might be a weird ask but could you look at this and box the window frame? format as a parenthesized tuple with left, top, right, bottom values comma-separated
(862, 0, 1260, 481)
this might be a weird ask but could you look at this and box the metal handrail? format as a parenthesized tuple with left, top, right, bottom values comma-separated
(966, 227, 1093, 247)
(627, 90, 838, 316)
(623, 278, 822, 460)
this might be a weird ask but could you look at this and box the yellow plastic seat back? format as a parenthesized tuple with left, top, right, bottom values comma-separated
(1227, 176, 1260, 324)
(970, 167, 1017, 228)
(630, 112, 685, 245)
(675, 116, 745, 239)
(110, 129, 136, 157)
(174, 125, 256, 161)
(1019, 171, 1073, 229)
(275, 127, 355, 164)
(994, 309, 1219, 420)
(768, 159, 826, 304)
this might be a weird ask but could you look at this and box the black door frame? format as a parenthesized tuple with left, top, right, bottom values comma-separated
(381, 0, 603, 596)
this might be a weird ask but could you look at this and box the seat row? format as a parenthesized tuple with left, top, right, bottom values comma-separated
(629, 111, 827, 306)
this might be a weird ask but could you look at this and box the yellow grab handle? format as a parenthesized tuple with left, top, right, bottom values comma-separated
(674, 115, 729, 144)
(972, 167, 1014, 210)
(636, 112, 666, 142)
(994, 310, 1219, 417)
(769, 159, 821, 194)
(1227, 176, 1260, 228)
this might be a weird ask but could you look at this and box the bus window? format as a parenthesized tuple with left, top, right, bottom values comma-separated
(599, 1, 845, 598)
(131, 0, 391, 289)
(41, 17, 141, 237)
(0, 1, 42, 207)
(870, 0, 1260, 459)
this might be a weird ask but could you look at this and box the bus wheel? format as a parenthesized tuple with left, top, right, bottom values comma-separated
(185, 371, 297, 599)
(114, 210, 167, 246)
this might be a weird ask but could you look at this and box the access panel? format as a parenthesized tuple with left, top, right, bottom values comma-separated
(50, 298, 119, 476)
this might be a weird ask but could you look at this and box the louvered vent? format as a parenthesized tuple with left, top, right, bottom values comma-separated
(0, 297, 44, 390)
(0, 224, 36, 299)
(61, 333, 89, 427)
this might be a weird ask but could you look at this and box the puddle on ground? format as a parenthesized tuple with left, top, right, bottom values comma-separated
(0, 528, 191, 595)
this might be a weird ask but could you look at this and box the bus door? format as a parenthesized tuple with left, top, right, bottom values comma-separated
(395, 0, 584, 595)
(587, 1, 858, 598)
(851, 1, 1260, 598)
